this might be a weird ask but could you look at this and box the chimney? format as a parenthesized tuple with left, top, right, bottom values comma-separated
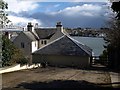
(35, 23, 38, 28)
(56, 22, 63, 32)
(27, 22, 39, 40)
(27, 22, 34, 32)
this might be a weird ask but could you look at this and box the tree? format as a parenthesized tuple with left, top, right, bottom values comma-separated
(99, 50, 108, 66)
(111, 1, 120, 20)
(1, 0, 28, 67)
(104, 1, 120, 69)
(2, 35, 28, 67)
(0, 0, 10, 28)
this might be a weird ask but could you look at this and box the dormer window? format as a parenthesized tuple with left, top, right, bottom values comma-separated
(41, 40, 47, 45)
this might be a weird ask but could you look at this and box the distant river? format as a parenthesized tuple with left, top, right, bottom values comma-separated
(72, 36, 106, 56)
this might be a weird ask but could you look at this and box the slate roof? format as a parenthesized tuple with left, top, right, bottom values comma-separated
(68, 36, 92, 56)
(23, 31, 37, 41)
(34, 28, 57, 39)
(10, 36, 17, 42)
(33, 35, 92, 56)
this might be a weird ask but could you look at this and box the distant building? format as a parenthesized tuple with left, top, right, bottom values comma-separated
(1, 25, 23, 39)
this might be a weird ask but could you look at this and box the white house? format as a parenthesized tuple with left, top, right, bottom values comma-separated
(34, 22, 67, 47)
(13, 31, 38, 63)
(11, 22, 66, 62)
(12, 22, 92, 67)
(48, 22, 69, 43)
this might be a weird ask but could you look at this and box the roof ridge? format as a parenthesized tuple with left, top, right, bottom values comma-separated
(66, 35, 92, 56)
(23, 31, 37, 41)
(68, 36, 85, 45)
(35, 27, 56, 29)
(33, 35, 92, 56)
(31, 31, 39, 40)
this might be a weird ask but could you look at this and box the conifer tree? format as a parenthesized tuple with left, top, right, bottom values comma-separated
(2, 35, 28, 67)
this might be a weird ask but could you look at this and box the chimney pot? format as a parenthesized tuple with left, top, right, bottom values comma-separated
(56, 22, 62, 27)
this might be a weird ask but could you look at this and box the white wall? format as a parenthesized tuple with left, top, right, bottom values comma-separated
(39, 39, 49, 48)
(32, 41, 38, 53)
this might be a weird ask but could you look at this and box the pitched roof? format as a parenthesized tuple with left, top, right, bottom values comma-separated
(33, 35, 92, 56)
(34, 28, 57, 39)
(10, 36, 17, 42)
(48, 28, 65, 42)
(68, 36, 92, 56)
(23, 31, 37, 41)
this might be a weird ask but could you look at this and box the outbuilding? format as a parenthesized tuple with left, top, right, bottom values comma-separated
(32, 35, 92, 68)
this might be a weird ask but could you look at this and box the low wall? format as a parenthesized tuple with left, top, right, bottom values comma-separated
(0, 63, 41, 74)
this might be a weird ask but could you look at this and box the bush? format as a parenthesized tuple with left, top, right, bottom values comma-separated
(16, 57, 29, 65)
(99, 50, 108, 66)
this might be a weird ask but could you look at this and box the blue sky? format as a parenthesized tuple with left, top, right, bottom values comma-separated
(5, 0, 113, 28)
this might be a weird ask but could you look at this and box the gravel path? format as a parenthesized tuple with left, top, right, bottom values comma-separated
(2, 67, 112, 89)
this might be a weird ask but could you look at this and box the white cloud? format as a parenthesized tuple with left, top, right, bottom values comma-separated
(37, 3, 111, 28)
(81, 12, 94, 16)
(4, 1, 111, 28)
(8, 15, 42, 26)
(54, 4, 60, 8)
(52, 4, 102, 17)
(5, 0, 39, 13)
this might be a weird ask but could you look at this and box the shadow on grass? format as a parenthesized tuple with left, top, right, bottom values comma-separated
(13, 80, 112, 89)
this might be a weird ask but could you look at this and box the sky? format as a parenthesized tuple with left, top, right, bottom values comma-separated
(4, 0, 114, 28)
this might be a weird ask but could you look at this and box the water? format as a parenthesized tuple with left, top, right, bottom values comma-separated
(72, 36, 106, 56)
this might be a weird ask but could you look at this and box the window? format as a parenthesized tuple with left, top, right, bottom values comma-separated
(41, 40, 47, 45)
(21, 42, 24, 48)
(44, 40, 47, 45)
(41, 40, 44, 44)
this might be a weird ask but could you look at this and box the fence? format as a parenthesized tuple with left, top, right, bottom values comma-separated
(92, 56, 108, 66)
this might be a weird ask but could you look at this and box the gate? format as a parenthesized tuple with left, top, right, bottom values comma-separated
(92, 56, 108, 66)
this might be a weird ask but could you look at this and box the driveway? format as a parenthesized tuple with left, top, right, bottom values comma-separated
(2, 67, 112, 89)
